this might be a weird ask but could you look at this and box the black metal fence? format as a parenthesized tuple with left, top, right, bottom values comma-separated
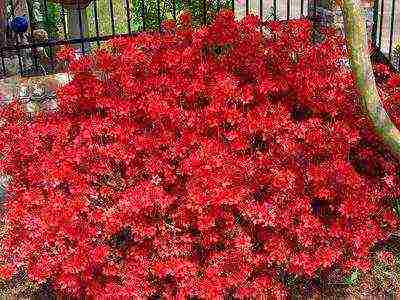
(0, 0, 398, 78)
(372, 0, 399, 71)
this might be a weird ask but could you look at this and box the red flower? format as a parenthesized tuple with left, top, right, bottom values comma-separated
(161, 19, 176, 33)
(0, 9, 399, 299)
(177, 10, 192, 28)
(93, 48, 115, 72)
(387, 74, 400, 89)
(55, 45, 75, 62)
(0, 264, 16, 280)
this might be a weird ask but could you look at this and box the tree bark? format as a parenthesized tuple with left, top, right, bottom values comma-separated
(339, 0, 400, 158)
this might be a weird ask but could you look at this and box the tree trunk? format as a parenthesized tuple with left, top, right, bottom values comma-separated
(339, 0, 400, 158)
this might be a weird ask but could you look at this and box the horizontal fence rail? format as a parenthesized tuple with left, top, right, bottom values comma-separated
(0, 0, 398, 78)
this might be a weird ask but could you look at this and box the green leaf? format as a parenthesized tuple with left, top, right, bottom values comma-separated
(344, 269, 360, 285)
(394, 198, 400, 218)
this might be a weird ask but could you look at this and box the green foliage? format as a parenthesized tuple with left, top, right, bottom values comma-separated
(371, 253, 400, 294)
(42, 2, 61, 39)
(343, 269, 360, 285)
(41, 1, 61, 58)
(130, 0, 232, 32)
(84, 0, 233, 39)
(392, 197, 400, 218)
(394, 41, 400, 55)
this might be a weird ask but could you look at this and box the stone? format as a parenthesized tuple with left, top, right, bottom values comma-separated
(0, 72, 72, 113)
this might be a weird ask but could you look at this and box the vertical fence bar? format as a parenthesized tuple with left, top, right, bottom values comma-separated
(273, 0, 276, 19)
(259, 0, 262, 21)
(372, 0, 379, 46)
(76, 0, 86, 54)
(313, 0, 316, 18)
(287, 0, 290, 20)
(246, 0, 249, 15)
(172, 0, 176, 20)
(388, 0, 396, 60)
(125, 0, 131, 34)
(301, 0, 304, 16)
(232, 0, 234, 12)
(109, 0, 116, 35)
(8, 0, 24, 76)
(157, 0, 161, 31)
(202, 0, 206, 24)
(0, 0, 5, 49)
(217, 0, 220, 11)
(124, 0, 132, 34)
(93, 0, 100, 47)
(61, 5, 68, 40)
(0, 0, 5, 76)
(26, 0, 39, 74)
(378, 0, 384, 49)
(42, 0, 55, 74)
(141, 0, 145, 31)
(0, 49, 5, 77)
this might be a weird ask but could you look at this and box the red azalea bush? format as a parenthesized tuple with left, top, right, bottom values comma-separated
(0, 9, 400, 299)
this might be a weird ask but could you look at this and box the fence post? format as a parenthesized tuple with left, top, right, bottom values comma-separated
(0, 0, 5, 46)
(388, 0, 396, 60)
(372, 0, 379, 45)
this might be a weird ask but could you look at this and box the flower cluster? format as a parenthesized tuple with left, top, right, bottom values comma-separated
(0, 9, 400, 299)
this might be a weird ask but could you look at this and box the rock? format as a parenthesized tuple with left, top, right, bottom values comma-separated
(0, 73, 71, 113)
(32, 29, 48, 42)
